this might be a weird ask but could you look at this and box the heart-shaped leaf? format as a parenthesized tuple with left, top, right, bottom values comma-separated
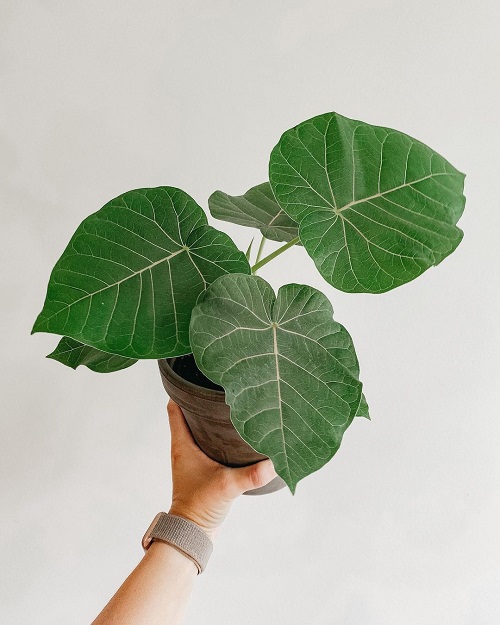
(189, 273, 364, 493)
(269, 112, 466, 293)
(32, 187, 250, 358)
(209, 182, 299, 243)
(47, 337, 137, 373)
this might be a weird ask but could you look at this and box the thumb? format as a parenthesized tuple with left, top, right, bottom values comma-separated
(232, 458, 278, 495)
(167, 400, 195, 447)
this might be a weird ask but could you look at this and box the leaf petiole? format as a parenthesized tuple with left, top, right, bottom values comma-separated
(255, 236, 266, 264)
(251, 236, 300, 273)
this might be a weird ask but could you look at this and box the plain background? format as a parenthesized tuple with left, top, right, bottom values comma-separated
(1, 1, 499, 623)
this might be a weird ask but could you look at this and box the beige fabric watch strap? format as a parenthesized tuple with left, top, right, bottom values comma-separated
(143, 512, 213, 574)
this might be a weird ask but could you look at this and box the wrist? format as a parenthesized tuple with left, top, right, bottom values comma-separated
(168, 504, 221, 541)
(143, 512, 214, 574)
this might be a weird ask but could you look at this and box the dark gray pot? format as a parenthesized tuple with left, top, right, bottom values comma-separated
(158, 357, 286, 496)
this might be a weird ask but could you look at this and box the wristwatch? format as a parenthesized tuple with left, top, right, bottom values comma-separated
(142, 512, 213, 574)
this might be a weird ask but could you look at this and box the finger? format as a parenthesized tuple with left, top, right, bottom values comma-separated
(167, 400, 196, 447)
(231, 459, 278, 496)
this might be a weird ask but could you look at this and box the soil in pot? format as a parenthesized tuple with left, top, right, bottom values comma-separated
(171, 354, 223, 392)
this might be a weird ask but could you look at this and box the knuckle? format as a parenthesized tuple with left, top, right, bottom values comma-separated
(248, 464, 264, 489)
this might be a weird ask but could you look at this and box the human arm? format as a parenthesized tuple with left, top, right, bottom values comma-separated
(91, 400, 277, 625)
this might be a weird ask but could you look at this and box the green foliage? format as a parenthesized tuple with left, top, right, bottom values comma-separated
(269, 111, 465, 293)
(33, 111, 466, 489)
(355, 393, 370, 420)
(32, 187, 250, 358)
(47, 337, 137, 373)
(209, 182, 299, 243)
(190, 273, 364, 493)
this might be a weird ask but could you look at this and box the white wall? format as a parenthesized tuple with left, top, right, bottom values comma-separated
(1, 1, 499, 623)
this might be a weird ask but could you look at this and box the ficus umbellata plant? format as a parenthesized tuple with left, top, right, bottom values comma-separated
(32, 111, 466, 493)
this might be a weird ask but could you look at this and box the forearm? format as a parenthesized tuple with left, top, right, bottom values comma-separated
(91, 540, 197, 625)
(90, 401, 276, 624)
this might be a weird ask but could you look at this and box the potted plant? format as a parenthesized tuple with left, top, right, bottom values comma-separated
(32, 111, 466, 496)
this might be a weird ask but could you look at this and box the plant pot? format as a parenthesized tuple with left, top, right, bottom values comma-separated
(158, 355, 286, 496)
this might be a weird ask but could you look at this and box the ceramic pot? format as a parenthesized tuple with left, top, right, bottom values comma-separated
(158, 356, 286, 496)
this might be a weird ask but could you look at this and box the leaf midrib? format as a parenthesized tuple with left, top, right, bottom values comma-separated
(39, 248, 185, 325)
(272, 323, 292, 485)
(336, 172, 461, 215)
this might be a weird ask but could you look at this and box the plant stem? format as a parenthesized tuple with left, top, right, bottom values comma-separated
(251, 236, 300, 273)
(255, 236, 266, 264)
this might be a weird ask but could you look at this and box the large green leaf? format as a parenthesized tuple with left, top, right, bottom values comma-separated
(269, 112, 466, 293)
(189, 273, 364, 493)
(47, 337, 137, 373)
(209, 182, 299, 243)
(32, 187, 250, 358)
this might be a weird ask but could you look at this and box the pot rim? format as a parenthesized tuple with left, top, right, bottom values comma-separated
(158, 356, 226, 403)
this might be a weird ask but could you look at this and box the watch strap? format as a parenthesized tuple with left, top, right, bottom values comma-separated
(142, 512, 213, 574)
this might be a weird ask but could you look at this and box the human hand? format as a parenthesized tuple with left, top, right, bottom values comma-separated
(166, 400, 277, 541)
